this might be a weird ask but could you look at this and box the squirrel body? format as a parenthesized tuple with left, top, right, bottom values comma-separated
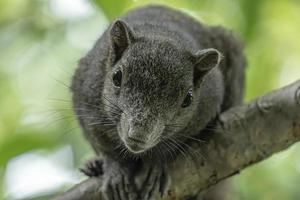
(71, 5, 246, 200)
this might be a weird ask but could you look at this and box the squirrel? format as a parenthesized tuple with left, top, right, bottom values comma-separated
(71, 5, 246, 200)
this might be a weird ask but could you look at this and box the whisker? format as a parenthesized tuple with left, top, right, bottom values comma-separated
(166, 137, 190, 164)
(39, 107, 92, 114)
(47, 98, 72, 102)
(160, 139, 176, 160)
(174, 137, 206, 162)
(204, 127, 232, 135)
(177, 134, 207, 144)
(118, 147, 128, 160)
(82, 100, 123, 116)
(102, 95, 122, 111)
(48, 98, 122, 117)
(60, 124, 81, 135)
(171, 138, 201, 168)
(50, 76, 71, 90)
(43, 115, 76, 128)
(87, 122, 116, 126)
(165, 124, 184, 128)
(102, 127, 116, 134)
(156, 144, 167, 163)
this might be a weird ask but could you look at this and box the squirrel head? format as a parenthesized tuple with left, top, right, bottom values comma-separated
(103, 20, 222, 154)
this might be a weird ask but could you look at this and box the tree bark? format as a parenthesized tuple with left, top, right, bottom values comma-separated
(54, 80, 300, 200)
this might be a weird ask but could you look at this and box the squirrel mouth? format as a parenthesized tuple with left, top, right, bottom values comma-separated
(124, 136, 161, 154)
(124, 137, 148, 153)
(127, 136, 146, 144)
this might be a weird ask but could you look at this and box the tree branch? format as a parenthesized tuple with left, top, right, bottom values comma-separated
(54, 80, 300, 200)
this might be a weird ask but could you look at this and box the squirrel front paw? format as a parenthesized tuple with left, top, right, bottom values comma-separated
(80, 158, 103, 177)
(102, 159, 137, 200)
(138, 165, 170, 200)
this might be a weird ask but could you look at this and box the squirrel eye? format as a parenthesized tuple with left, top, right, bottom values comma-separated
(112, 69, 122, 87)
(181, 90, 193, 108)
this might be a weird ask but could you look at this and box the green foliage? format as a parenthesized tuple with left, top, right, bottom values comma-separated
(0, 0, 300, 199)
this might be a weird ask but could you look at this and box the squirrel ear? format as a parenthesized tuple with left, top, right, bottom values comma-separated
(193, 48, 222, 84)
(109, 20, 135, 62)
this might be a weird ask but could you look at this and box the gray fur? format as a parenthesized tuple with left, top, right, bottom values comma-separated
(71, 5, 246, 200)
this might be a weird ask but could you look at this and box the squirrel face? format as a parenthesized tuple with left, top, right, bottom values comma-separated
(106, 40, 193, 153)
(102, 20, 222, 154)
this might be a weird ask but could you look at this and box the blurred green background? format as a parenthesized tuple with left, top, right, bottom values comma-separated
(0, 0, 300, 199)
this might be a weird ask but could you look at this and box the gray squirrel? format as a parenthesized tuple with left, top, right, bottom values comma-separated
(71, 5, 246, 200)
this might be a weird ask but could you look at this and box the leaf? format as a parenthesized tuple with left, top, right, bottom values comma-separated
(0, 132, 63, 167)
(92, 0, 132, 20)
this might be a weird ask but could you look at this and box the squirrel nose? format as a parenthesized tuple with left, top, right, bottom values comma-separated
(125, 125, 150, 153)
(127, 126, 148, 143)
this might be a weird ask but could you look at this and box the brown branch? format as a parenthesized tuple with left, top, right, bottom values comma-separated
(54, 80, 300, 200)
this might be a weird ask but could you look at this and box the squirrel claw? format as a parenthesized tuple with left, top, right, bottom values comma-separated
(80, 158, 103, 177)
(102, 167, 137, 200)
(139, 165, 170, 200)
